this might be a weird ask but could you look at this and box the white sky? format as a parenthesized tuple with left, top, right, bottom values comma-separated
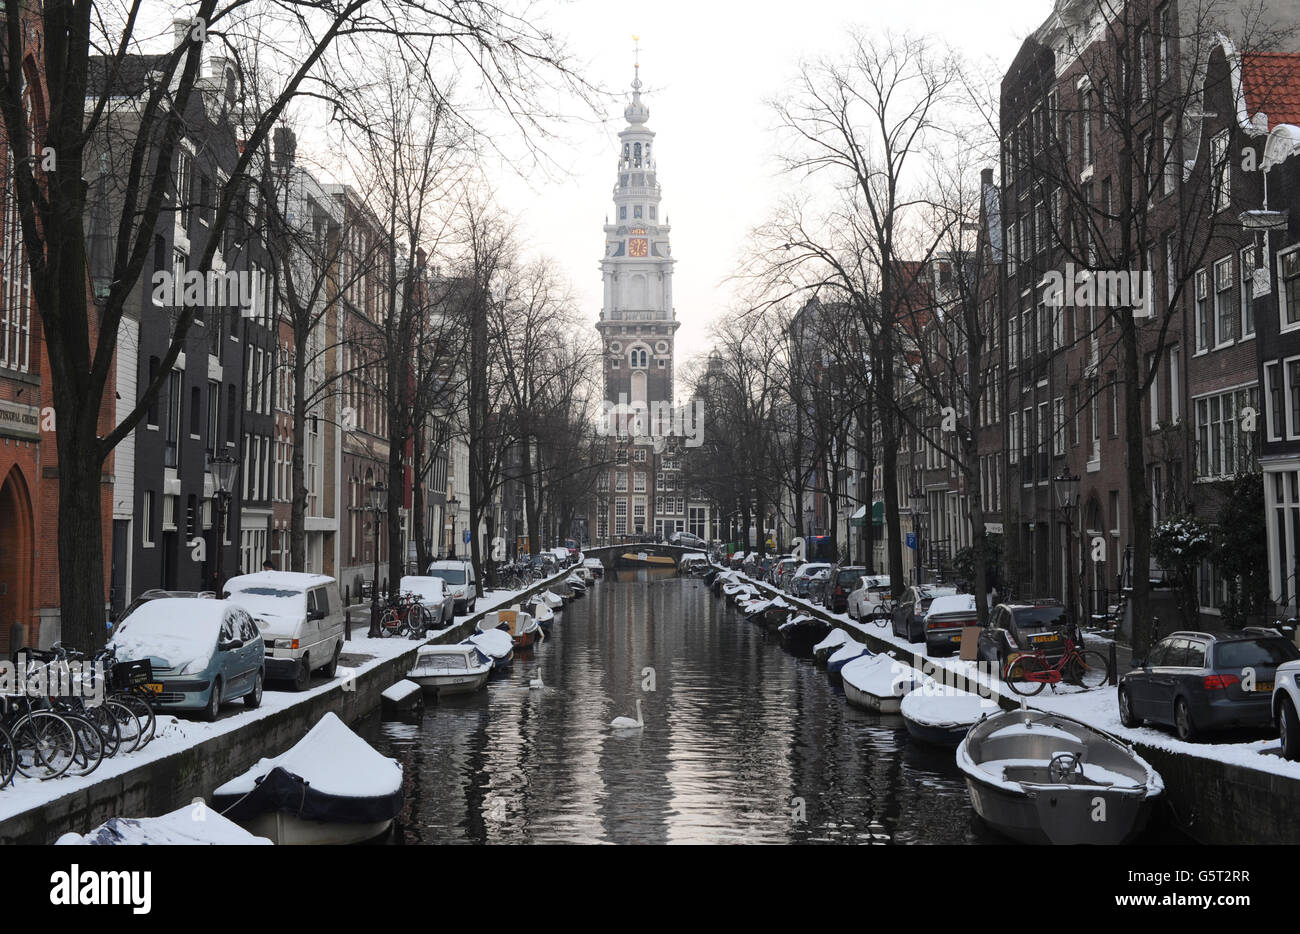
(494, 0, 1052, 375)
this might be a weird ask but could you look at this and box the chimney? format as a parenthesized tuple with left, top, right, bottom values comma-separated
(273, 126, 297, 167)
(981, 167, 994, 187)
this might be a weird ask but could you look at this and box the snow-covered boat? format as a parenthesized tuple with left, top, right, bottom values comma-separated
(900, 680, 988, 747)
(56, 805, 272, 845)
(465, 628, 514, 671)
(827, 640, 872, 676)
(540, 589, 566, 609)
(525, 596, 555, 632)
(956, 709, 1163, 845)
(406, 644, 492, 695)
(778, 613, 833, 656)
(582, 557, 605, 578)
(840, 654, 920, 713)
(813, 628, 854, 665)
(565, 575, 587, 597)
(212, 713, 403, 845)
(478, 608, 542, 648)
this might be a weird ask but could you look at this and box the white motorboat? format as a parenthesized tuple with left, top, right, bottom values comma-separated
(956, 708, 1164, 845)
(465, 628, 514, 671)
(56, 805, 272, 845)
(582, 557, 605, 578)
(840, 653, 921, 713)
(212, 712, 403, 845)
(899, 679, 990, 746)
(477, 608, 542, 648)
(540, 589, 565, 610)
(524, 596, 555, 632)
(407, 643, 492, 694)
(813, 628, 854, 664)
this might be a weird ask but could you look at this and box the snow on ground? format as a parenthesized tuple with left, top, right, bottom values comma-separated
(0, 572, 572, 825)
(733, 571, 1300, 781)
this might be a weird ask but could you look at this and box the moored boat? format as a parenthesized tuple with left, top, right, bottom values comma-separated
(407, 643, 492, 695)
(813, 628, 854, 665)
(778, 613, 833, 656)
(525, 597, 555, 632)
(827, 640, 872, 676)
(900, 680, 989, 747)
(956, 708, 1163, 845)
(465, 628, 514, 671)
(619, 551, 677, 568)
(56, 806, 272, 845)
(212, 712, 403, 845)
(478, 608, 542, 648)
(840, 653, 920, 713)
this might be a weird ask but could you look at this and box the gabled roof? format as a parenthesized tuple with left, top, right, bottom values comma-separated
(1242, 52, 1300, 129)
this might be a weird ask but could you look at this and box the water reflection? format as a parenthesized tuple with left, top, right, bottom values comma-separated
(360, 568, 998, 843)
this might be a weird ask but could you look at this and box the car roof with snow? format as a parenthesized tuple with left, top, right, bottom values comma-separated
(225, 571, 335, 593)
(926, 594, 977, 617)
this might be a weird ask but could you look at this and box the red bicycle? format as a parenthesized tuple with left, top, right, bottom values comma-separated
(1003, 632, 1111, 696)
(378, 592, 428, 638)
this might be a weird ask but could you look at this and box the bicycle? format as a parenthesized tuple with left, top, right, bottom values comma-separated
(49, 644, 150, 752)
(1002, 629, 1111, 697)
(379, 592, 428, 638)
(19, 650, 110, 777)
(1, 692, 77, 780)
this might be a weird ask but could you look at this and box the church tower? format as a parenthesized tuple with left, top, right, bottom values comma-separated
(593, 49, 682, 542)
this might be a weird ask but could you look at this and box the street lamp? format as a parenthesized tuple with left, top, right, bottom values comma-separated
(910, 485, 927, 586)
(1054, 470, 1081, 630)
(367, 480, 387, 638)
(446, 496, 460, 557)
(212, 453, 238, 594)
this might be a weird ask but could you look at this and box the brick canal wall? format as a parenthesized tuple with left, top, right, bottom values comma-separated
(731, 575, 1300, 846)
(0, 574, 570, 845)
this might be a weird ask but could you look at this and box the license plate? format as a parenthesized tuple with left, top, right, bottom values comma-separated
(142, 682, 163, 694)
(1031, 634, 1055, 644)
(1255, 682, 1273, 693)
(950, 634, 962, 642)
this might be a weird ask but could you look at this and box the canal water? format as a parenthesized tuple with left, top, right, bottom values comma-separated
(359, 567, 1010, 844)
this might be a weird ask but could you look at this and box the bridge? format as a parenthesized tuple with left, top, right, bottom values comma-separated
(582, 542, 706, 569)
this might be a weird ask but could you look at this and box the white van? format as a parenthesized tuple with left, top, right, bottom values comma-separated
(223, 571, 346, 691)
(426, 560, 478, 615)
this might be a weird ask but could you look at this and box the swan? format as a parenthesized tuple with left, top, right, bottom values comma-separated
(529, 669, 544, 690)
(610, 698, 644, 730)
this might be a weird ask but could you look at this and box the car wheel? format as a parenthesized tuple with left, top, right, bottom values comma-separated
(202, 679, 222, 722)
(1281, 697, 1300, 761)
(244, 671, 264, 709)
(322, 642, 341, 678)
(1117, 686, 1140, 727)
(293, 655, 311, 692)
(1174, 697, 1199, 742)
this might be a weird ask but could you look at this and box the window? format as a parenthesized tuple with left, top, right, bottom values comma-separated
(175, 148, 193, 227)
(1081, 88, 1093, 165)
(142, 492, 155, 547)
(615, 473, 628, 492)
(1281, 249, 1300, 329)
(633, 472, 646, 493)
(1090, 380, 1101, 460)
(1169, 345, 1181, 424)
(633, 205, 643, 219)
(1158, 4, 1172, 82)
(1194, 268, 1209, 352)
(1163, 117, 1178, 195)
(1290, 360, 1300, 439)
(189, 386, 201, 438)
(619, 206, 627, 220)
(207, 380, 220, 458)
(164, 370, 182, 468)
(634, 448, 647, 463)
(1266, 361, 1284, 441)
(1008, 410, 1020, 465)
(1214, 256, 1234, 345)
(1, 147, 33, 371)
(1241, 247, 1256, 337)
(1195, 385, 1260, 478)
(1211, 130, 1230, 213)
(1053, 396, 1065, 455)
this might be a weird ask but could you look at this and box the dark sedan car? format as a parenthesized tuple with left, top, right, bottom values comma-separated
(892, 585, 957, 642)
(975, 601, 1069, 670)
(1118, 629, 1300, 741)
(822, 565, 866, 614)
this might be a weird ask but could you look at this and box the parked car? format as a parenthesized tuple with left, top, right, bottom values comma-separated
(847, 575, 893, 620)
(768, 555, 795, 586)
(922, 593, 979, 657)
(788, 562, 831, 598)
(806, 567, 833, 603)
(426, 559, 479, 615)
(1120, 629, 1300, 741)
(670, 531, 707, 549)
(822, 565, 866, 613)
(1273, 657, 1300, 759)
(975, 601, 1069, 673)
(109, 598, 264, 720)
(116, 589, 215, 624)
(223, 571, 347, 691)
(399, 575, 455, 628)
(892, 584, 958, 642)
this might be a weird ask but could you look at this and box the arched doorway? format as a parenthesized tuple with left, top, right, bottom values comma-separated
(0, 467, 35, 655)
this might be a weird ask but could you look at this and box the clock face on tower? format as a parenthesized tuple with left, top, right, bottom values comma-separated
(628, 237, 648, 257)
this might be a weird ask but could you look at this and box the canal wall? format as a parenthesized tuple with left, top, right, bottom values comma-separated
(731, 575, 1300, 845)
(0, 572, 572, 845)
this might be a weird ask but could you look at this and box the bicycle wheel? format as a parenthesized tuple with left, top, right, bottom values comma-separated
(379, 608, 402, 638)
(1003, 654, 1046, 697)
(404, 604, 427, 637)
(80, 703, 122, 758)
(0, 723, 16, 788)
(1067, 649, 1111, 691)
(105, 700, 143, 754)
(63, 713, 104, 778)
(116, 694, 156, 748)
(11, 711, 77, 779)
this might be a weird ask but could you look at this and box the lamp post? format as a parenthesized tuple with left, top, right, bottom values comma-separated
(910, 485, 927, 586)
(1054, 470, 1081, 630)
(446, 496, 460, 558)
(367, 480, 386, 638)
(212, 453, 238, 594)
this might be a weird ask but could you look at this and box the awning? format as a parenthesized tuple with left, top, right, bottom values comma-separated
(850, 501, 885, 527)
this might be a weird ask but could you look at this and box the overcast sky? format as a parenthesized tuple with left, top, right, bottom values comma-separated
(493, 0, 1051, 377)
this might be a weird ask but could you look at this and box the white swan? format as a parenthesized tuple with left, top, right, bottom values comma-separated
(610, 698, 644, 730)
(529, 669, 544, 690)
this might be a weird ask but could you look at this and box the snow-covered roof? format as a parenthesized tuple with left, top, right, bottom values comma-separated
(225, 570, 334, 592)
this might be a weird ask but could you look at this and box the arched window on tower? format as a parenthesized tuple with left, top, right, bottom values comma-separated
(633, 142, 642, 167)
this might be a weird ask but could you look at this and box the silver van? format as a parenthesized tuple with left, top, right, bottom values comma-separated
(223, 571, 346, 691)
(426, 560, 478, 615)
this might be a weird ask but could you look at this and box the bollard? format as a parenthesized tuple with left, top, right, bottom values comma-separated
(345, 606, 351, 641)
(1109, 641, 1118, 686)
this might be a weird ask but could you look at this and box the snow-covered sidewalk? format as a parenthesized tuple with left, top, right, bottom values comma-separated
(0, 572, 573, 824)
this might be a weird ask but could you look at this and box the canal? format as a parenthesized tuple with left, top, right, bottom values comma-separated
(359, 567, 1003, 844)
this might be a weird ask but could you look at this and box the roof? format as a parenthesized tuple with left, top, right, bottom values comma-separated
(224, 571, 335, 591)
(1242, 53, 1300, 128)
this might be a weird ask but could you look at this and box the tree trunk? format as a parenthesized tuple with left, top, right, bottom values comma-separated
(58, 420, 107, 650)
(290, 329, 308, 571)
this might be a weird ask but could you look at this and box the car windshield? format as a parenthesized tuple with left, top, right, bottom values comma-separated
(430, 569, 466, 585)
(1012, 607, 1065, 630)
(1215, 638, 1300, 669)
(836, 570, 863, 585)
